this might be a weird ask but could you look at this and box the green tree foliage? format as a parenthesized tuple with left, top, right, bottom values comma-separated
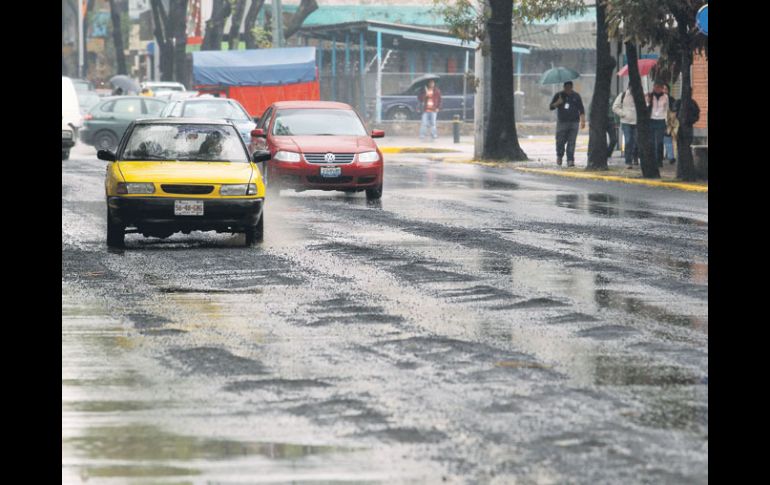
(606, 0, 707, 180)
(433, 0, 584, 161)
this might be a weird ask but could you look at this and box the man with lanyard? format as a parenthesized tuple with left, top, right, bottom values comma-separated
(549, 81, 586, 167)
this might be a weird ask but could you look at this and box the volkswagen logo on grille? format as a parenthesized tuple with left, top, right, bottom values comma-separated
(324, 153, 336, 163)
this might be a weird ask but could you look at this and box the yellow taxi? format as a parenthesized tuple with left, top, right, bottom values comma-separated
(100, 118, 270, 247)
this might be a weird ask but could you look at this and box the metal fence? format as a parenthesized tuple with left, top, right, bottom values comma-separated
(318, 70, 598, 123)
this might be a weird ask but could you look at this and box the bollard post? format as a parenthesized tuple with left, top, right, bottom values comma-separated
(453, 115, 461, 143)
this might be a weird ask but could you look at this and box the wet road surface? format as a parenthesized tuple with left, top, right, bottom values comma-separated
(63, 144, 707, 483)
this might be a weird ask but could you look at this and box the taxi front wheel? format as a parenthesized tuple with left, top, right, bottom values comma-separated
(106, 210, 125, 247)
(244, 213, 264, 246)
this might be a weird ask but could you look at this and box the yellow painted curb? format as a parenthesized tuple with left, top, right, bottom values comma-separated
(513, 168, 708, 193)
(380, 146, 463, 154)
(423, 156, 707, 193)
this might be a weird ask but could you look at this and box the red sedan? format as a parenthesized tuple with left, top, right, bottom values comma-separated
(251, 101, 384, 199)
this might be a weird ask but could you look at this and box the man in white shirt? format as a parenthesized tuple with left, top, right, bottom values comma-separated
(647, 81, 670, 168)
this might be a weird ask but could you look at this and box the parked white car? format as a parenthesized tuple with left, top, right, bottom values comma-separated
(140, 81, 187, 98)
(62, 76, 82, 160)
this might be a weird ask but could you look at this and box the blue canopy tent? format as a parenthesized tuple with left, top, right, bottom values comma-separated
(192, 47, 319, 116)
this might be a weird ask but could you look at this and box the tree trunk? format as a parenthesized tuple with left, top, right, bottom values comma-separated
(109, 0, 127, 75)
(586, 1, 613, 170)
(244, 0, 266, 49)
(283, 0, 318, 40)
(202, 0, 232, 51)
(625, 42, 659, 178)
(228, 0, 248, 50)
(151, 0, 171, 81)
(674, 13, 697, 181)
(482, 0, 527, 161)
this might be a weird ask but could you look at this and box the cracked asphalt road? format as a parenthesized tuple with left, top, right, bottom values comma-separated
(62, 143, 707, 484)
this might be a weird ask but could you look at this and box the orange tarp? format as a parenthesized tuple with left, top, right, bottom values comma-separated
(227, 81, 320, 118)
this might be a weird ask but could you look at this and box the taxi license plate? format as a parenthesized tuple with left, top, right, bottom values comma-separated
(174, 200, 204, 216)
(320, 166, 341, 178)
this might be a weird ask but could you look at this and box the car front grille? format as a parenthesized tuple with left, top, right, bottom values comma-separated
(304, 153, 356, 164)
(161, 184, 214, 195)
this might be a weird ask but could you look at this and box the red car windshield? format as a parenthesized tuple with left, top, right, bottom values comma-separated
(272, 109, 367, 136)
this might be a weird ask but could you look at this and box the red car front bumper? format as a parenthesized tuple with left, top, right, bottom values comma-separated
(269, 160, 383, 191)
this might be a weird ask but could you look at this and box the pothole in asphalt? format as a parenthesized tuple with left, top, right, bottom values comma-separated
(166, 347, 268, 376)
(224, 378, 332, 393)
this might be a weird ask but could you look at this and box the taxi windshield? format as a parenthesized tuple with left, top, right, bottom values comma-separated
(120, 124, 249, 162)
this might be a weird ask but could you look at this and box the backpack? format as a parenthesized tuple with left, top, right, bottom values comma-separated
(677, 98, 700, 126)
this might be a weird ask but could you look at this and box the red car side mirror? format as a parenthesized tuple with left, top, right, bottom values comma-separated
(251, 128, 266, 138)
(371, 129, 385, 138)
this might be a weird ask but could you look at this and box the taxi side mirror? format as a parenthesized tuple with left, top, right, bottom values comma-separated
(253, 150, 271, 163)
(371, 129, 385, 138)
(97, 149, 116, 161)
(251, 128, 266, 138)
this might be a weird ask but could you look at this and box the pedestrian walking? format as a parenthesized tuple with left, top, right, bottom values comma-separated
(549, 81, 585, 167)
(418, 79, 442, 141)
(647, 81, 671, 168)
(663, 83, 678, 164)
(612, 87, 638, 169)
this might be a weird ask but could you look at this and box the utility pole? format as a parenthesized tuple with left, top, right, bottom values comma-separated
(473, 0, 490, 158)
(78, 0, 84, 77)
(272, 0, 283, 48)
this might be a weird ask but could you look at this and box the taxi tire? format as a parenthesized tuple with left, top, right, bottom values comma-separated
(244, 213, 264, 246)
(366, 184, 383, 200)
(106, 211, 125, 247)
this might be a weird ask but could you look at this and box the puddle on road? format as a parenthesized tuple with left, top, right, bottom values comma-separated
(63, 400, 160, 413)
(595, 289, 707, 334)
(167, 347, 268, 376)
(476, 255, 706, 332)
(159, 285, 264, 294)
(556, 193, 707, 226)
(64, 424, 351, 477)
(591, 355, 702, 387)
(630, 391, 708, 434)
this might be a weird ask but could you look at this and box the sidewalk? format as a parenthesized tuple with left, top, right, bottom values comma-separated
(377, 135, 707, 193)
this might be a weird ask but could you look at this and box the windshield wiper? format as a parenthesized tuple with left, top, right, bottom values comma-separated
(175, 158, 231, 162)
(122, 155, 171, 161)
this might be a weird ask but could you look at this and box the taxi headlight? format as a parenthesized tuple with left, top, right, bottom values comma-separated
(358, 151, 380, 163)
(220, 184, 257, 196)
(274, 150, 301, 162)
(117, 183, 155, 194)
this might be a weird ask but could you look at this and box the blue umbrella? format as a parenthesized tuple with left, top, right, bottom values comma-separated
(539, 67, 581, 85)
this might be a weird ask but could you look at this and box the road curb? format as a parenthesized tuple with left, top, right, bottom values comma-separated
(433, 156, 708, 193)
(513, 168, 708, 193)
(380, 146, 463, 154)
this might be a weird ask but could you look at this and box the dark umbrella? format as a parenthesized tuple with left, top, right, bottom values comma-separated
(110, 75, 140, 95)
(406, 73, 441, 93)
(539, 67, 581, 85)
